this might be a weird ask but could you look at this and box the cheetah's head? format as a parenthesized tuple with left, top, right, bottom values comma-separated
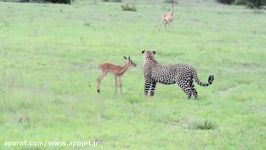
(141, 50, 156, 62)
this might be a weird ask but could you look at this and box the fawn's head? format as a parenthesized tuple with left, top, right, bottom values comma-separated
(124, 56, 136, 67)
(171, 1, 178, 6)
(170, 1, 177, 10)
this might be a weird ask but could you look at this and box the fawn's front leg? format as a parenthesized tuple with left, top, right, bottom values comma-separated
(114, 75, 118, 96)
(96, 72, 107, 93)
(118, 77, 122, 94)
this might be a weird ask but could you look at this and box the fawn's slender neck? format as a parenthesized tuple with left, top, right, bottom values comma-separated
(116, 63, 130, 76)
(170, 5, 174, 15)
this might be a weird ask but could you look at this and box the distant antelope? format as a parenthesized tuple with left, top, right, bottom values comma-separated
(160, 2, 176, 31)
(97, 56, 136, 95)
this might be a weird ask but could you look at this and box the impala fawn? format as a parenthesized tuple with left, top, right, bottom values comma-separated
(160, 2, 176, 31)
(96, 56, 136, 95)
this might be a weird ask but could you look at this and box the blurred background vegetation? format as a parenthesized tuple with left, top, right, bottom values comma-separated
(0, 0, 72, 4)
(0, 0, 265, 8)
(217, 0, 266, 8)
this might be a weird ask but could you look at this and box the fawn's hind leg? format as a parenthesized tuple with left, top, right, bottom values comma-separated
(114, 75, 118, 96)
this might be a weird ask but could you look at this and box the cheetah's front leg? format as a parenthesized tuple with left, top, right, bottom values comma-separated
(144, 80, 151, 96)
(149, 81, 157, 96)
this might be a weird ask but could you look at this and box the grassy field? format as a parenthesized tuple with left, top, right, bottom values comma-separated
(0, 0, 266, 149)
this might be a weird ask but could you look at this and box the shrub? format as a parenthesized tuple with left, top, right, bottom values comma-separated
(217, 0, 266, 8)
(216, 0, 235, 4)
(20, 0, 72, 4)
(236, 0, 266, 8)
(102, 0, 122, 2)
(121, 3, 136, 11)
(163, 0, 177, 3)
(246, 0, 266, 8)
(49, 0, 71, 4)
(234, 0, 247, 5)
(190, 120, 216, 130)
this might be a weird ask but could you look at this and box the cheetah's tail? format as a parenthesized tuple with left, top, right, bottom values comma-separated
(194, 74, 214, 87)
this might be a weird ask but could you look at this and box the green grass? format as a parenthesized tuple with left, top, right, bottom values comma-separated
(0, 0, 266, 149)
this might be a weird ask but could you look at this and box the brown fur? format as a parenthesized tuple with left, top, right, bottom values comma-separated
(96, 57, 136, 95)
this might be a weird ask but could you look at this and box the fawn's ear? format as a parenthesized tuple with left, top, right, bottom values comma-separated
(128, 57, 131, 60)
(152, 51, 156, 55)
(141, 50, 145, 54)
(124, 56, 127, 60)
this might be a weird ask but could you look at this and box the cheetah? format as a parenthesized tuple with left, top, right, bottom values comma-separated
(142, 50, 214, 99)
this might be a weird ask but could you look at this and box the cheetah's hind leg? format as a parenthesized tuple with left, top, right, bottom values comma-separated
(190, 84, 198, 100)
(189, 76, 198, 100)
(187, 75, 194, 100)
(176, 79, 192, 100)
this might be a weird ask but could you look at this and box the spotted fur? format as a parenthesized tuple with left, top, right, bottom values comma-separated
(142, 50, 214, 99)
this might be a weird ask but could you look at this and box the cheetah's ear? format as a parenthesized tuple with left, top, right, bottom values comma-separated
(128, 57, 131, 60)
(124, 56, 127, 60)
(152, 51, 156, 55)
(141, 50, 145, 54)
